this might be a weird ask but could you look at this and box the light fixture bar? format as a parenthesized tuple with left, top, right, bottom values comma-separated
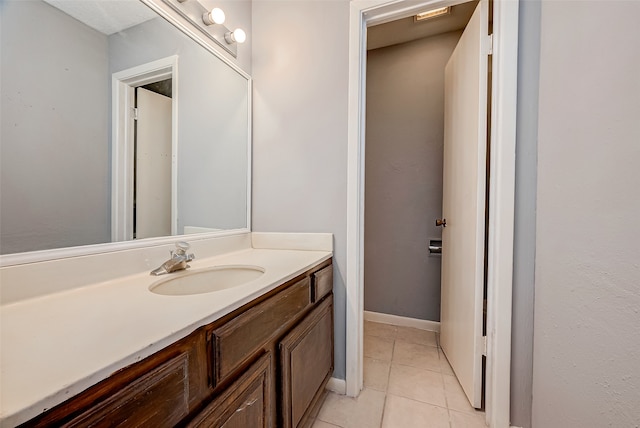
(161, 0, 243, 57)
(415, 6, 451, 21)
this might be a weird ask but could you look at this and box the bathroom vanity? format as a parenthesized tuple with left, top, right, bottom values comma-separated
(1, 233, 334, 428)
(1, 0, 334, 426)
(19, 260, 333, 428)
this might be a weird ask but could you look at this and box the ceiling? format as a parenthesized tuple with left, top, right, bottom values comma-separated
(367, 1, 479, 51)
(42, 0, 157, 35)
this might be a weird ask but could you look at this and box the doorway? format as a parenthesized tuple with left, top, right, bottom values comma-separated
(364, 0, 484, 409)
(111, 56, 178, 242)
(134, 82, 173, 239)
(346, 1, 519, 427)
(363, 0, 477, 336)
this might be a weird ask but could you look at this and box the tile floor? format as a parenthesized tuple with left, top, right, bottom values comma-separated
(311, 321, 487, 428)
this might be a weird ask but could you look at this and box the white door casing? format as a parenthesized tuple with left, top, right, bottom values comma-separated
(440, 0, 489, 409)
(135, 88, 172, 239)
(111, 56, 178, 242)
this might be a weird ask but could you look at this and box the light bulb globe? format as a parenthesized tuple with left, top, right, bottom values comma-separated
(211, 8, 225, 24)
(233, 28, 246, 44)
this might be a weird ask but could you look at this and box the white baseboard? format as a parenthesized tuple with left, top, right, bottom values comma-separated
(364, 310, 440, 332)
(326, 377, 346, 395)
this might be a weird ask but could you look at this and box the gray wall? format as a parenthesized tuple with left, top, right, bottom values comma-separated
(364, 32, 461, 322)
(251, 0, 350, 379)
(110, 17, 249, 233)
(0, 0, 110, 254)
(250, 0, 536, 400)
(531, 1, 640, 426)
(251, 3, 640, 427)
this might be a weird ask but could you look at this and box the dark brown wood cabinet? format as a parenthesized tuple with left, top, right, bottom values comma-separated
(187, 353, 272, 428)
(280, 297, 334, 428)
(66, 353, 191, 428)
(208, 277, 311, 385)
(19, 259, 333, 428)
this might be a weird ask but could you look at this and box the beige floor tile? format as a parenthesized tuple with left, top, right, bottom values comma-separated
(364, 321, 397, 339)
(393, 340, 441, 372)
(364, 335, 394, 361)
(438, 348, 455, 375)
(396, 326, 438, 347)
(316, 388, 386, 428)
(449, 409, 488, 428)
(312, 420, 343, 428)
(387, 364, 446, 407)
(443, 374, 478, 414)
(363, 357, 391, 391)
(382, 394, 450, 428)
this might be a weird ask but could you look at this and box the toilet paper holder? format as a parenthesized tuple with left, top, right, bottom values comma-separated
(429, 239, 442, 255)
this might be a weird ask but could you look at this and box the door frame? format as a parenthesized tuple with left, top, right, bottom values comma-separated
(111, 56, 179, 242)
(345, 1, 518, 427)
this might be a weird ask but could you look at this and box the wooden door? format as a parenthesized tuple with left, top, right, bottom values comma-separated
(440, 0, 490, 409)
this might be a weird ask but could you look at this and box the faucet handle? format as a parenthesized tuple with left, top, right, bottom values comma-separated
(173, 241, 190, 256)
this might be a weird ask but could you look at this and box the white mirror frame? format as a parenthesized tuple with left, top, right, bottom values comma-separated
(0, 0, 252, 268)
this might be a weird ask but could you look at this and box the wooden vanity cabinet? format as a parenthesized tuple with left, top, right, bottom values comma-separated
(18, 259, 333, 428)
(19, 330, 210, 428)
(207, 277, 312, 386)
(187, 353, 272, 428)
(279, 297, 334, 428)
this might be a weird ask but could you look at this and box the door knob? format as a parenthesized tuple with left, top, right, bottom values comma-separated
(436, 218, 447, 227)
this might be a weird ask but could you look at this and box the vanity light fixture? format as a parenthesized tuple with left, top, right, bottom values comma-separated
(415, 6, 451, 21)
(162, 0, 246, 57)
(225, 28, 246, 44)
(202, 7, 225, 25)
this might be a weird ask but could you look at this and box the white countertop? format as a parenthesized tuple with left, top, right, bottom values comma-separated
(0, 244, 331, 427)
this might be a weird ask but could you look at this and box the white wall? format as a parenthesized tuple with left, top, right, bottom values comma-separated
(532, 1, 640, 426)
(251, 0, 350, 378)
(0, 1, 110, 253)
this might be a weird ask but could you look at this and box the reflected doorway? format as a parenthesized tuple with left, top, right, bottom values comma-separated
(134, 82, 172, 239)
(111, 56, 178, 242)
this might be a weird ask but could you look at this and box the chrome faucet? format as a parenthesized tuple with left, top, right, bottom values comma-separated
(150, 242, 195, 276)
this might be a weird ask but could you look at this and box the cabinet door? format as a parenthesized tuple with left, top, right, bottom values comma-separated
(210, 278, 310, 385)
(64, 353, 190, 428)
(311, 264, 333, 303)
(280, 296, 334, 428)
(188, 353, 271, 428)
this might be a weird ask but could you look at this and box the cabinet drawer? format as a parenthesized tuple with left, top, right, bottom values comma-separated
(311, 264, 333, 303)
(210, 278, 311, 384)
(188, 353, 271, 428)
(65, 353, 190, 428)
(280, 296, 334, 428)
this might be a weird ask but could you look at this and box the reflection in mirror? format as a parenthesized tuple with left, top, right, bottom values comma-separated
(0, 0, 250, 256)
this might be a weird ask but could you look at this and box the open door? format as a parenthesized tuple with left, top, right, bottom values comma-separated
(439, 0, 490, 409)
(135, 87, 172, 239)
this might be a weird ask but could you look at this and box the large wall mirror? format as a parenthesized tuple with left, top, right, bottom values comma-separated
(0, 0, 251, 260)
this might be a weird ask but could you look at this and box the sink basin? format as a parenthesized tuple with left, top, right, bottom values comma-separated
(149, 265, 265, 296)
